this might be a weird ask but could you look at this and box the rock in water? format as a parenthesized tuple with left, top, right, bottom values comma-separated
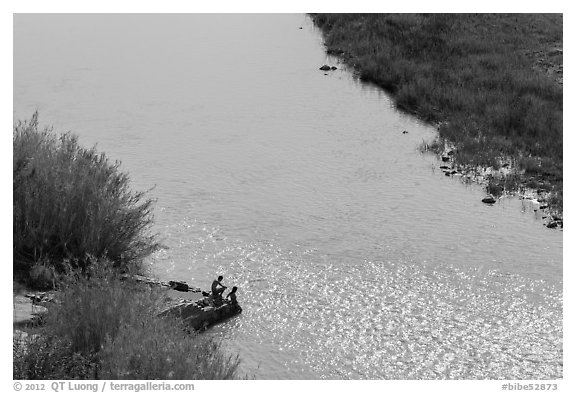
(159, 297, 242, 331)
(482, 195, 497, 204)
(319, 65, 331, 71)
(169, 280, 189, 292)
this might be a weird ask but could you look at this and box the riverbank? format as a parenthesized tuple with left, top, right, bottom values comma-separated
(13, 267, 242, 380)
(311, 14, 563, 225)
(13, 116, 243, 379)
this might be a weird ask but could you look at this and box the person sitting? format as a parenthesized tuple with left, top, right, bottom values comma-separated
(211, 276, 227, 300)
(226, 286, 238, 305)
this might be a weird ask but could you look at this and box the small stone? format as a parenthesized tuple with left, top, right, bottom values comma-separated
(331, 66, 338, 70)
(482, 195, 496, 204)
(319, 65, 331, 71)
(402, 130, 408, 134)
(546, 222, 558, 229)
(441, 156, 450, 162)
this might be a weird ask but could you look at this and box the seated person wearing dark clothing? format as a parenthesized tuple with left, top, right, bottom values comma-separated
(226, 286, 238, 305)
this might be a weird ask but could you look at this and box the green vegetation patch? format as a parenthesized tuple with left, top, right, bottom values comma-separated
(312, 14, 563, 214)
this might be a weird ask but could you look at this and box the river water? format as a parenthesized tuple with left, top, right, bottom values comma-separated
(14, 14, 562, 379)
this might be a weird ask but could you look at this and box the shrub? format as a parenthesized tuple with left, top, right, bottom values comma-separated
(13, 113, 158, 278)
(518, 156, 541, 175)
(28, 260, 57, 290)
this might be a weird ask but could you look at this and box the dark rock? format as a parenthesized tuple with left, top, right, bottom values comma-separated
(445, 172, 451, 176)
(402, 130, 408, 134)
(482, 195, 497, 204)
(546, 222, 558, 229)
(447, 150, 454, 156)
(160, 297, 242, 331)
(319, 65, 331, 71)
(169, 280, 189, 292)
(331, 66, 338, 70)
(441, 156, 450, 162)
(440, 165, 450, 170)
(25, 292, 55, 304)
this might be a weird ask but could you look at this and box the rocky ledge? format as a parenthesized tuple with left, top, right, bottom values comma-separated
(159, 297, 242, 331)
(121, 274, 202, 293)
(13, 275, 242, 333)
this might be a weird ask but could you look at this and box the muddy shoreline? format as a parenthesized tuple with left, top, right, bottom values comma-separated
(423, 144, 563, 229)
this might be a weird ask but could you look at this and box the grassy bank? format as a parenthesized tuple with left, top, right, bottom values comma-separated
(13, 115, 242, 379)
(312, 14, 563, 218)
(14, 263, 242, 379)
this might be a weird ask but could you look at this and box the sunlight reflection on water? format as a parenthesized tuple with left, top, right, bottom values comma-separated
(150, 221, 562, 380)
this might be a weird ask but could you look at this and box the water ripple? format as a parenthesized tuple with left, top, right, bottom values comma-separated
(154, 234, 562, 379)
